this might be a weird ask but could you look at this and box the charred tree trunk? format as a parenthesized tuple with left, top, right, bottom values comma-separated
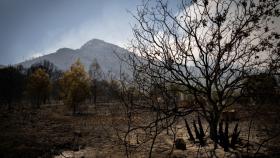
(209, 114, 220, 144)
(73, 103, 77, 115)
(93, 79, 97, 105)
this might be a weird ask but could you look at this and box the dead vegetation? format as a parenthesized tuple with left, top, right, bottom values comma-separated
(0, 103, 123, 158)
(0, 101, 279, 158)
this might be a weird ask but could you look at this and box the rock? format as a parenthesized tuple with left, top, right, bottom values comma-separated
(174, 138, 186, 150)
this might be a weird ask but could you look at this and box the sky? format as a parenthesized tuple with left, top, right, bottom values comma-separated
(0, 0, 145, 65)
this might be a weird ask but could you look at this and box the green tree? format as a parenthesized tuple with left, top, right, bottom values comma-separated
(60, 60, 91, 115)
(26, 68, 52, 108)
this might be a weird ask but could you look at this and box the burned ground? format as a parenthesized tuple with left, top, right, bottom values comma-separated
(0, 102, 279, 158)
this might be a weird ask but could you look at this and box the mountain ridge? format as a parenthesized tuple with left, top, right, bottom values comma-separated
(19, 39, 132, 78)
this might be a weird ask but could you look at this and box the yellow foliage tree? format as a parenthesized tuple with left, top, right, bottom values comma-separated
(26, 68, 52, 108)
(60, 59, 91, 115)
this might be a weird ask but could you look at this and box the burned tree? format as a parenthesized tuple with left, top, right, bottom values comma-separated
(125, 0, 280, 147)
(0, 66, 25, 111)
(89, 58, 102, 104)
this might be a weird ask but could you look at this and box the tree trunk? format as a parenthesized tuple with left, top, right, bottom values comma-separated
(36, 97, 40, 109)
(73, 103, 77, 115)
(8, 101, 12, 112)
(93, 86, 97, 105)
(93, 79, 97, 105)
(209, 116, 219, 144)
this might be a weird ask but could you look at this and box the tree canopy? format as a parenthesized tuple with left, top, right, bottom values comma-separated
(124, 0, 280, 148)
(60, 59, 91, 114)
(26, 68, 52, 108)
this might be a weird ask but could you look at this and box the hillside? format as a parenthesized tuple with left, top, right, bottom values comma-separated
(19, 39, 131, 78)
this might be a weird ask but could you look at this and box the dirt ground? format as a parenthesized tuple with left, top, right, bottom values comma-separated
(0, 102, 279, 158)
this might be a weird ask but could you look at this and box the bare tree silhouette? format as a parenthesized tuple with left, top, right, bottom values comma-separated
(119, 0, 280, 156)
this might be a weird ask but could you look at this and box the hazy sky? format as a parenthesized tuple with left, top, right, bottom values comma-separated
(0, 0, 150, 65)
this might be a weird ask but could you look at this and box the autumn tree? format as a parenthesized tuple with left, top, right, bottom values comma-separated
(125, 0, 280, 148)
(89, 58, 103, 104)
(60, 60, 91, 115)
(26, 68, 52, 108)
(27, 60, 63, 101)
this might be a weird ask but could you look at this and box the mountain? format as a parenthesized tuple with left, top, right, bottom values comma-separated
(19, 39, 132, 78)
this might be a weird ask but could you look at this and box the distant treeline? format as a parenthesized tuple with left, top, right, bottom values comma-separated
(0, 60, 121, 113)
(0, 59, 279, 113)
